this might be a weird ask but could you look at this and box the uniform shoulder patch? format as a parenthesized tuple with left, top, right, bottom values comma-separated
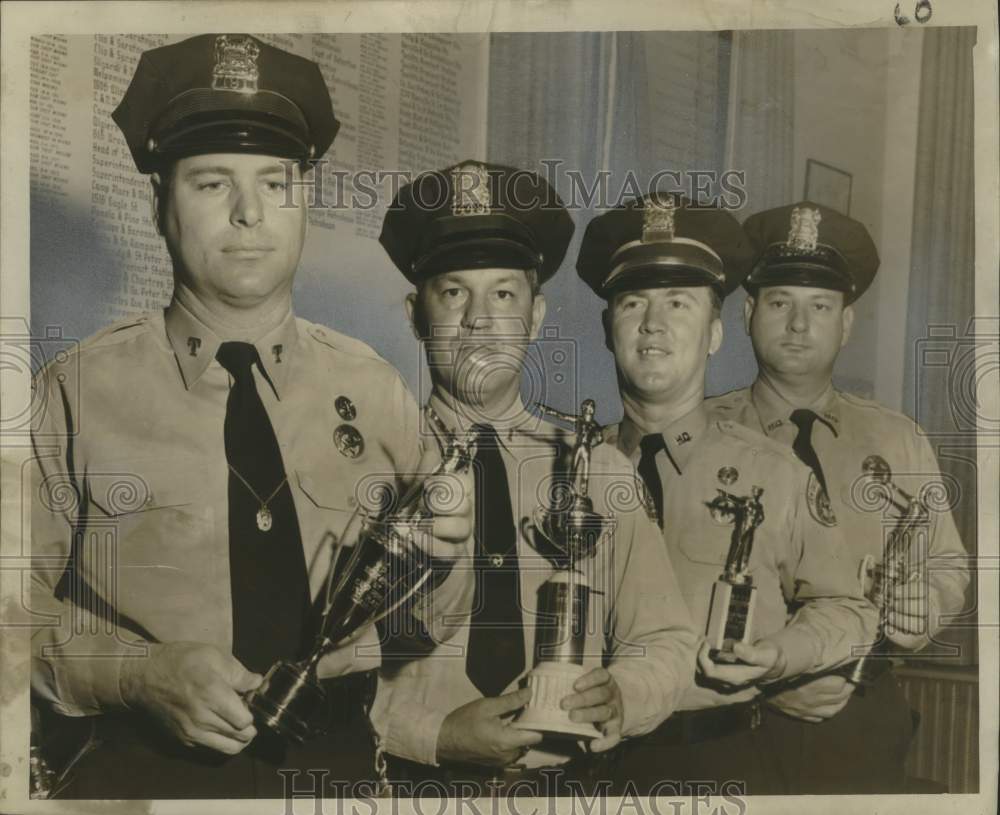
(805, 471, 838, 527)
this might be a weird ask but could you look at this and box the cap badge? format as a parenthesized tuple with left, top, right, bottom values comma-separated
(641, 197, 677, 243)
(451, 162, 492, 217)
(212, 35, 260, 94)
(786, 206, 822, 252)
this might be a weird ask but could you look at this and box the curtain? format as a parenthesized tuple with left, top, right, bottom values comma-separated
(709, 30, 795, 395)
(903, 27, 977, 664)
(487, 31, 739, 418)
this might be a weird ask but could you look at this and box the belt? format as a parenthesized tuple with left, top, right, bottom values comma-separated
(649, 700, 764, 746)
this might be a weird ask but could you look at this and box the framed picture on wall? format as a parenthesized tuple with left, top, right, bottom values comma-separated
(804, 158, 853, 215)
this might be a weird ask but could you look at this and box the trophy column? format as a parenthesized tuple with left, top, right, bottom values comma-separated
(514, 562, 601, 738)
(705, 486, 765, 662)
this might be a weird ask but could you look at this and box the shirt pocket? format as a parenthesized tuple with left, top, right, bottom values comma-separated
(675, 503, 738, 569)
(294, 468, 371, 576)
(82, 460, 218, 614)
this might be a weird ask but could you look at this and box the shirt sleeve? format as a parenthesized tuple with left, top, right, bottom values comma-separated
(370, 678, 451, 766)
(605, 506, 698, 737)
(764, 464, 878, 680)
(909, 430, 971, 645)
(30, 366, 140, 716)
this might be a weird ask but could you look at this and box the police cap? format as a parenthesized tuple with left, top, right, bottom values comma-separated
(576, 194, 753, 299)
(379, 161, 574, 285)
(742, 202, 880, 304)
(113, 34, 339, 173)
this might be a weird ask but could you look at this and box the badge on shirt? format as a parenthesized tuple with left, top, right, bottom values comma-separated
(806, 471, 838, 527)
(717, 466, 739, 486)
(335, 396, 357, 421)
(334, 424, 364, 458)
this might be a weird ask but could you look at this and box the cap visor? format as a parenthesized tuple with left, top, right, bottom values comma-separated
(412, 237, 540, 281)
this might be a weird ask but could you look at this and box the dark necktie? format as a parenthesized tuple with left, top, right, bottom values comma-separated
(789, 409, 829, 495)
(465, 424, 525, 697)
(637, 433, 666, 529)
(217, 342, 310, 674)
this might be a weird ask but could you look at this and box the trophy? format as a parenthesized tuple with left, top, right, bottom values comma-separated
(513, 399, 615, 739)
(705, 485, 765, 662)
(246, 409, 475, 742)
(842, 455, 929, 687)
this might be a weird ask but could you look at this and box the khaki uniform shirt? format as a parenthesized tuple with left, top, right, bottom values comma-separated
(31, 300, 427, 716)
(371, 393, 698, 768)
(606, 405, 878, 711)
(705, 381, 970, 647)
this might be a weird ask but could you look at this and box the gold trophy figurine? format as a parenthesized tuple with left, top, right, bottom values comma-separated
(705, 486, 765, 662)
(843, 455, 930, 687)
(513, 399, 616, 739)
(246, 409, 475, 742)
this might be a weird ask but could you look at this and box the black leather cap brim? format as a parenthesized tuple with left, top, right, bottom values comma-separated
(602, 264, 726, 298)
(746, 261, 856, 301)
(410, 237, 542, 284)
(152, 117, 313, 169)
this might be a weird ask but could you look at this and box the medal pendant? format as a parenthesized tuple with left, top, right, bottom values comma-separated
(257, 507, 273, 532)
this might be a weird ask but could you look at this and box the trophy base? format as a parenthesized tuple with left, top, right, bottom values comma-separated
(246, 661, 328, 744)
(843, 652, 893, 688)
(512, 662, 601, 740)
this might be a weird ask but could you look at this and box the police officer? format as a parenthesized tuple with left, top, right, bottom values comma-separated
(576, 194, 877, 795)
(373, 162, 699, 795)
(29, 34, 471, 799)
(705, 202, 970, 793)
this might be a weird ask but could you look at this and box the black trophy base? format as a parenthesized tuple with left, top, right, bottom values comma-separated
(246, 661, 328, 744)
(706, 580, 757, 664)
(843, 643, 894, 689)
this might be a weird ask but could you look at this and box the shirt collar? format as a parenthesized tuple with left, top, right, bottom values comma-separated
(164, 298, 299, 396)
(617, 403, 710, 475)
(425, 390, 598, 463)
(750, 377, 841, 437)
(425, 390, 539, 455)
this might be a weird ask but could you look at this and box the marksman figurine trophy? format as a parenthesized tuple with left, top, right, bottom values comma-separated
(705, 484, 765, 662)
(513, 399, 615, 739)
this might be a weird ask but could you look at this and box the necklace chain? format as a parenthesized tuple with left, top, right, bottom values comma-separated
(227, 465, 288, 532)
